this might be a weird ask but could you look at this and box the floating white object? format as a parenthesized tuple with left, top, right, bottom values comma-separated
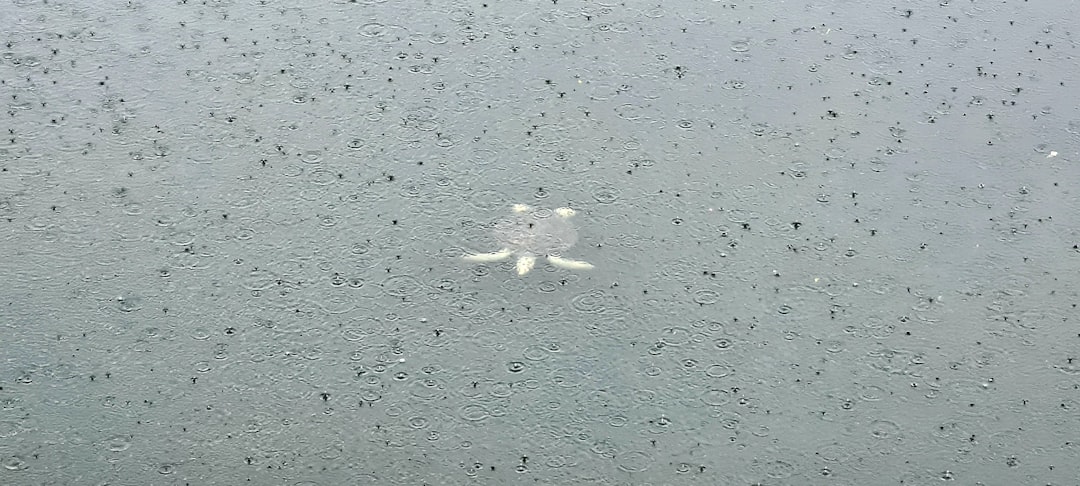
(463, 203, 594, 275)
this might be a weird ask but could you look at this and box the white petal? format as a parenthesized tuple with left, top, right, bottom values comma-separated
(512, 203, 532, 213)
(554, 207, 575, 218)
(547, 255, 594, 270)
(516, 255, 537, 275)
(463, 249, 512, 262)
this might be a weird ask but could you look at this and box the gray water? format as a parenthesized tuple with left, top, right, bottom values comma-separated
(2, 1, 1078, 484)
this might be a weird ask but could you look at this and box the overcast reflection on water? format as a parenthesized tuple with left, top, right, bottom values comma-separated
(1, 1, 1078, 484)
